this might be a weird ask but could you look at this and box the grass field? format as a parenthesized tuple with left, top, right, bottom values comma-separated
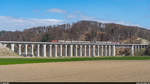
(0, 56, 150, 65)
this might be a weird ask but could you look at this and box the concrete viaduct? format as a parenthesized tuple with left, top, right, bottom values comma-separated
(0, 41, 148, 57)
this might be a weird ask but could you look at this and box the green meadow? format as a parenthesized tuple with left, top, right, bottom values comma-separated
(0, 56, 150, 65)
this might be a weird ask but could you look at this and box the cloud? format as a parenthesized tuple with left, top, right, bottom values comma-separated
(72, 14, 142, 27)
(63, 10, 142, 27)
(91, 18, 141, 27)
(0, 16, 64, 31)
(67, 14, 77, 19)
(48, 8, 66, 14)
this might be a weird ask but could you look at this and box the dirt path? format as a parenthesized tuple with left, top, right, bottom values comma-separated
(0, 60, 150, 82)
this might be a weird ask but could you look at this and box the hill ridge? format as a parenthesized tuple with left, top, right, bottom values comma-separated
(0, 20, 150, 44)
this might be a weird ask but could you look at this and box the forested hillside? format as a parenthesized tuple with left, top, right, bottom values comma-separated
(0, 20, 150, 44)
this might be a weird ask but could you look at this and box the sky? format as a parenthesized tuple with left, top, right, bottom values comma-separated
(0, 0, 149, 31)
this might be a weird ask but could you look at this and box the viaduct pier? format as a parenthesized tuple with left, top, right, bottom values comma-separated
(0, 41, 148, 57)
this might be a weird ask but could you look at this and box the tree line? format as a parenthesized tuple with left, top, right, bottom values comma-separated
(0, 20, 150, 43)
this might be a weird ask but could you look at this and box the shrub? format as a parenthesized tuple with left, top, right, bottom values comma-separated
(145, 45, 150, 56)
(134, 48, 146, 56)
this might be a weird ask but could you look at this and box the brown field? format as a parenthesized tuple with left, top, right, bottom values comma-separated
(0, 60, 150, 82)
